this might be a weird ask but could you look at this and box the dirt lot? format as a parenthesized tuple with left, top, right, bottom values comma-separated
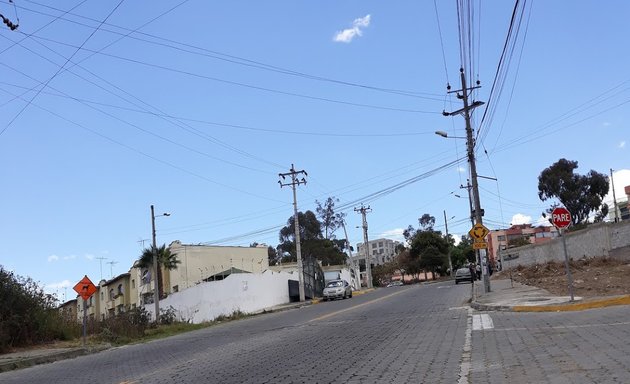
(494, 257, 630, 297)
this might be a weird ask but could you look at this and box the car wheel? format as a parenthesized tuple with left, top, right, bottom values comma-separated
(456, 280, 459, 284)
(349, 292, 352, 298)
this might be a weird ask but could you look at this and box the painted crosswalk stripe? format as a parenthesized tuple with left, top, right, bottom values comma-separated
(472, 314, 494, 330)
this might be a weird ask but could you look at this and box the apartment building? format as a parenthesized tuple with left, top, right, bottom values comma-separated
(356, 238, 401, 266)
(68, 242, 270, 322)
(59, 299, 77, 322)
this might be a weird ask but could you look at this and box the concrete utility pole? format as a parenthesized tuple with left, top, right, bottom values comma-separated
(279, 164, 308, 301)
(444, 210, 454, 277)
(151, 205, 170, 322)
(443, 67, 490, 293)
(341, 219, 361, 290)
(611, 168, 619, 223)
(460, 180, 475, 227)
(355, 204, 373, 288)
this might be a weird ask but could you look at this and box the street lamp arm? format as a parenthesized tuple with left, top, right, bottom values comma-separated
(435, 131, 467, 139)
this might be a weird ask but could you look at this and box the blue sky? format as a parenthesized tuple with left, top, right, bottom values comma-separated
(0, 1, 627, 300)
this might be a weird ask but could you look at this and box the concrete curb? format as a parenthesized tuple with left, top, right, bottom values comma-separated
(472, 294, 630, 313)
(512, 295, 630, 312)
(0, 344, 110, 373)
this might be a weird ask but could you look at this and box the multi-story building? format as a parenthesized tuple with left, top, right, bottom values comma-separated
(76, 289, 100, 322)
(487, 224, 558, 263)
(97, 273, 139, 320)
(609, 185, 630, 222)
(165, 241, 269, 294)
(356, 238, 401, 266)
(59, 299, 77, 322)
(66, 242, 269, 323)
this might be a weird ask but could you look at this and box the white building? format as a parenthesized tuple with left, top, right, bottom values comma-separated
(356, 238, 401, 266)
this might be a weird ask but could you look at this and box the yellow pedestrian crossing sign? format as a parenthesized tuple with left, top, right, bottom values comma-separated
(469, 223, 489, 241)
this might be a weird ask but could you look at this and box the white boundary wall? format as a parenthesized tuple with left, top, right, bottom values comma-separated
(502, 221, 630, 269)
(145, 270, 297, 324)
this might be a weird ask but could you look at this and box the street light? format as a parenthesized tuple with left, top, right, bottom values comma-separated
(150, 205, 170, 323)
(435, 130, 467, 139)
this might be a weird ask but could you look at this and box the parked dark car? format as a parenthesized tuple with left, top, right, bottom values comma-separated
(323, 279, 352, 300)
(455, 267, 473, 284)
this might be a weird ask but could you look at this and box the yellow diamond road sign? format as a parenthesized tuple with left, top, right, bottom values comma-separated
(469, 223, 489, 241)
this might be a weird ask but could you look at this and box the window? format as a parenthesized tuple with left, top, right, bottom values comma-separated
(101, 291, 104, 301)
(498, 235, 506, 241)
(117, 284, 123, 295)
(109, 288, 115, 300)
(131, 279, 135, 289)
(141, 270, 150, 285)
(378, 241, 383, 247)
(172, 285, 179, 293)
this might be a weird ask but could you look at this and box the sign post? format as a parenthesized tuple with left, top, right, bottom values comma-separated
(552, 207, 574, 301)
(73, 275, 98, 348)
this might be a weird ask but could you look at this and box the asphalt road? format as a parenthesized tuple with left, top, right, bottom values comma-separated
(2, 281, 630, 383)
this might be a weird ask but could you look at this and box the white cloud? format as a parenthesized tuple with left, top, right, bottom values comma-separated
(619, 141, 626, 149)
(378, 228, 405, 243)
(534, 215, 552, 227)
(457, 166, 466, 173)
(603, 122, 611, 126)
(47, 254, 59, 262)
(84, 254, 95, 260)
(63, 254, 76, 260)
(510, 213, 532, 225)
(333, 14, 371, 43)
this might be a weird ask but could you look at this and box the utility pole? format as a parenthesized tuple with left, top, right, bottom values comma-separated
(279, 164, 308, 301)
(444, 210, 454, 277)
(355, 204, 373, 288)
(443, 67, 490, 293)
(341, 219, 361, 290)
(151, 205, 171, 322)
(611, 168, 619, 223)
(460, 180, 475, 227)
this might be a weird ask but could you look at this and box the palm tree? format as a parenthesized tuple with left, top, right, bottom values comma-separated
(137, 244, 180, 299)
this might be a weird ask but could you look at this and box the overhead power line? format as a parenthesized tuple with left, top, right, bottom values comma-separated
(7, 0, 444, 101)
(0, 0, 126, 137)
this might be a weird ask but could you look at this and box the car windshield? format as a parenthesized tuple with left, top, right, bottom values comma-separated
(326, 281, 342, 288)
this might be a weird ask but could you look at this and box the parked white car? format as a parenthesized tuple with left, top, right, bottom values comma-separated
(322, 280, 352, 301)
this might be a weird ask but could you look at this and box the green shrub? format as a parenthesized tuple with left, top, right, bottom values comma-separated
(0, 266, 70, 352)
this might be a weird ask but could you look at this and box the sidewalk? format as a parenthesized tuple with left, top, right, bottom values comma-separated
(471, 278, 630, 312)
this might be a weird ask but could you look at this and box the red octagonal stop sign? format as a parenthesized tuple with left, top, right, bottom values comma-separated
(551, 207, 572, 229)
